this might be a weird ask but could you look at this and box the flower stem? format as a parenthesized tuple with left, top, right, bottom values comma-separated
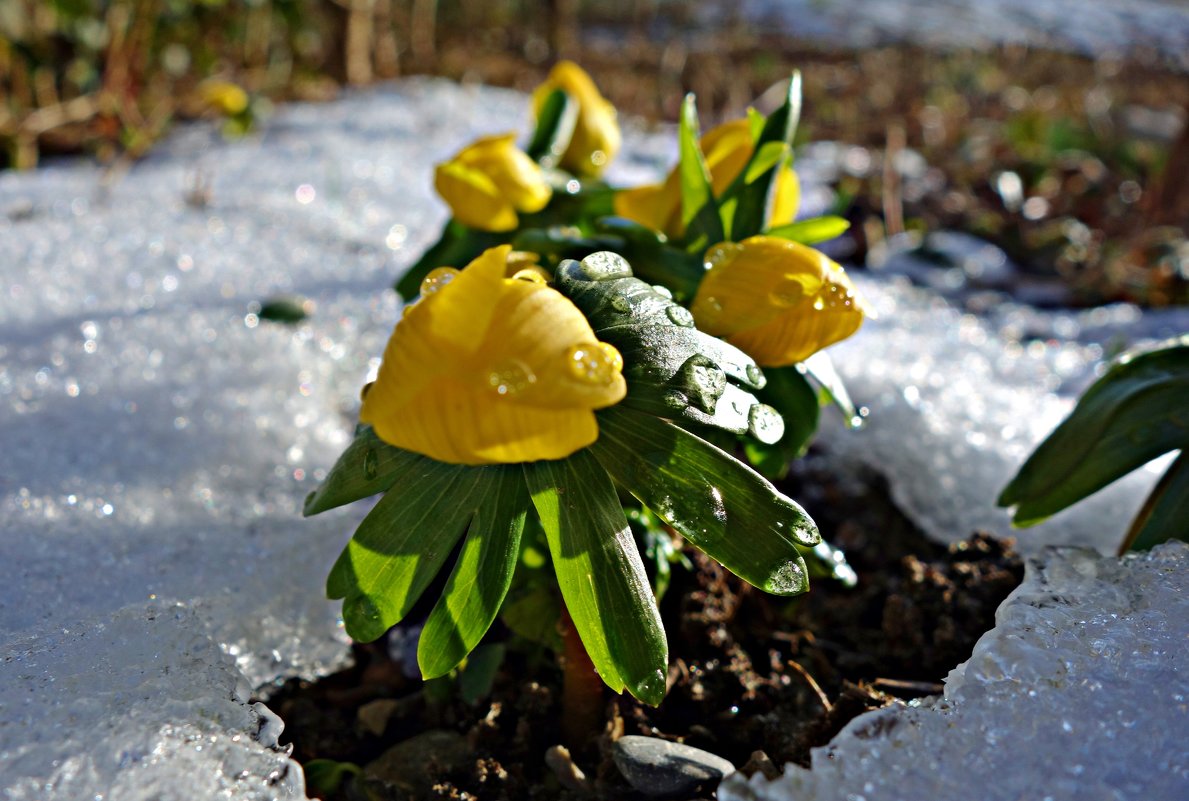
(559, 605, 604, 747)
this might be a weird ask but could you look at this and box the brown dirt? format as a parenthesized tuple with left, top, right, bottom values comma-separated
(264, 450, 1024, 800)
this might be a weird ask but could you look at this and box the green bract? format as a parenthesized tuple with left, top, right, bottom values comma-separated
(307, 251, 822, 705)
(999, 336, 1189, 553)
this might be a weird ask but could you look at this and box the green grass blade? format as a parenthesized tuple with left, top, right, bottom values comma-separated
(418, 467, 530, 678)
(327, 460, 486, 642)
(726, 71, 802, 241)
(303, 426, 424, 517)
(591, 405, 818, 596)
(524, 451, 669, 705)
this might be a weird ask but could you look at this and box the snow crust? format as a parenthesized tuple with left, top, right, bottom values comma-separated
(719, 542, 1189, 801)
(1, 79, 1183, 800)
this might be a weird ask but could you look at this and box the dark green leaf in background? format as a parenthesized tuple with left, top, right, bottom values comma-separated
(592, 405, 819, 596)
(999, 339, 1189, 526)
(524, 450, 669, 705)
(1121, 452, 1189, 553)
(722, 71, 802, 242)
(677, 93, 725, 249)
(745, 365, 822, 479)
(525, 87, 579, 167)
(419, 466, 530, 678)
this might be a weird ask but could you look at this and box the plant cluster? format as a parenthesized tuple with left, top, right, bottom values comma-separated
(305, 63, 868, 706)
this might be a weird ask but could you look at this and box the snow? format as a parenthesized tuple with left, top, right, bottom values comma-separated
(0, 78, 1183, 800)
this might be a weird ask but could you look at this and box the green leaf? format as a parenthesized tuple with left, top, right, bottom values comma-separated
(303, 426, 423, 517)
(677, 93, 725, 248)
(591, 217, 705, 301)
(257, 295, 311, 324)
(1121, 452, 1189, 553)
(554, 256, 771, 438)
(500, 585, 563, 650)
(524, 451, 668, 705)
(765, 216, 852, 245)
(525, 88, 579, 167)
(591, 405, 819, 596)
(1000, 338, 1189, 526)
(303, 759, 361, 796)
(394, 220, 506, 302)
(418, 467, 529, 678)
(723, 71, 802, 242)
(802, 352, 862, 427)
(746, 365, 822, 479)
(457, 643, 507, 704)
(326, 459, 487, 642)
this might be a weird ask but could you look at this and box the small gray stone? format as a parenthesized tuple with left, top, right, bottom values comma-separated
(365, 730, 469, 792)
(612, 735, 736, 797)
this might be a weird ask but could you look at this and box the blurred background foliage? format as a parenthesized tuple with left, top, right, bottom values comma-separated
(2, 0, 1186, 305)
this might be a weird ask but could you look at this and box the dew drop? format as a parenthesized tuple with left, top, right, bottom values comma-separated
(767, 560, 805, 594)
(666, 305, 695, 327)
(565, 344, 620, 385)
(704, 241, 744, 271)
(674, 354, 726, 414)
(610, 296, 631, 313)
(488, 359, 536, 395)
(747, 403, 785, 445)
(363, 449, 379, 480)
(663, 390, 689, 409)
(745, 364, 766, 388)
(420, 266, 460, 296)
(512, 268, 547, 285)
(578, 251, 632, 281)
(651, 284, 673, 300)
(770, 278, 807, 308)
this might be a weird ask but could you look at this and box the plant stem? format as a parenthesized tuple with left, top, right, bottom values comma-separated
(559, 605, 604, 747)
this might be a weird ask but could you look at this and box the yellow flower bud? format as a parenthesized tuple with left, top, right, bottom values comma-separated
(533, 61, 621, 176)
(691, 236, 865, 367)
(361, 246, 626, 464)
(434, 134, 552, 232)
(199, 80, 249, 116)
(614, 118, 800, 240)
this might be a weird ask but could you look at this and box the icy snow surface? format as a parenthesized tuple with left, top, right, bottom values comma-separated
(719, 542, 1189, 801)
(0, 79, 1184, 799)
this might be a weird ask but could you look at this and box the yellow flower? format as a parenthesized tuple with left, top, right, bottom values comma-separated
(690, 236, 865, 367)
(434, 134, 552, 232)
(361, 246, 626, 465)
(199, 80, 249, 116)
(533, 61, 621, 176)
(614, 118, 800, 240)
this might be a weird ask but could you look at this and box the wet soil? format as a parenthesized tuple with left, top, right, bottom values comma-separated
(265, 450, 1024, 800)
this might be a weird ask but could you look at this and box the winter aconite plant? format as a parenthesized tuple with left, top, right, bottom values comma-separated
(305, 64, 867, 708)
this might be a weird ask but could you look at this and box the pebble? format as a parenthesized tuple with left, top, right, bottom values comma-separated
(612, 735, 736, 797)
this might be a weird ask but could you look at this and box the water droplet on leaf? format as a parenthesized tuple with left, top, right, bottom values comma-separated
(578, 251, 632, 281)
(745, 364, 766, 388)
(651, 285, 673, 300)
(748, 403, 785, 444)
(666, 305, 695, 327)
(767, 560, 805, 594)
(611, 296, 631, 313)
(674, 354, 726, 414)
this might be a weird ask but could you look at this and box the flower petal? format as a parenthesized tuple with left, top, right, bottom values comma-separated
(458, 133, 552, 214)
(361, 246, 626, 465)
(534, 61, 620, 176)
(434, 161, 519, 231)
(691, 236, 864, 367)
